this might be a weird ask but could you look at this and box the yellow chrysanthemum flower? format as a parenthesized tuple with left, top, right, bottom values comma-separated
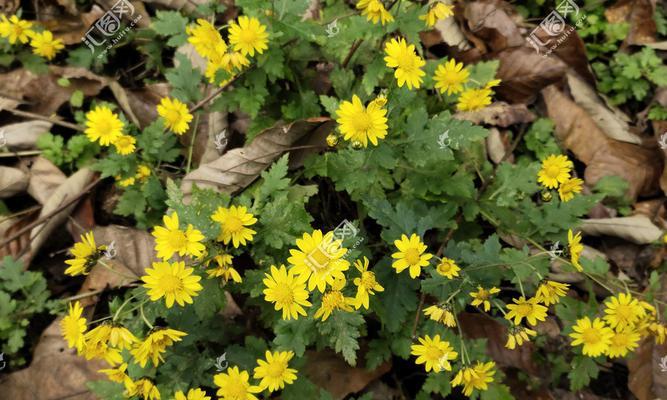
(287, 230, 350, 292)
(0, 15, 33, 44)
(152, 212, 206, 260)
(456, 87, 493, 111)
(214, 366, 261, 400)
(211, 205, 258, 248)
(108, 324, 138, 350)
(253, 350, 298, 392)
(351, 256, 384, 310)
(84, 105, 124, 146)
(29, 30, 64, 60)
(505, 296, 548, 326)
(469, 286, 500, 312)
(186, 19, 224, 60)
(537, 154, 573, 189)
(649, 322, 667, 344)
(206, 253, 242, 283)
(558, 177, 584, 202)
(419, 2, 454, 27)
(65, 231, 106, 276)
(81, 338, 123, 365)
(126, 378, 161, 400)
(99, 363, 131, 385)
(113, 134, 136, 155)
(136, 165, 152, 180)
(434, 58, 469, 95)
(118, 176, 136, 187)
(157, 97, 193, 135)
(535, 280, 569, 306)
(606, 328, 640, 358)
(61, 301, 87, 352)
(411, 334, 458, 373)
(391, 233, 432, 279)
(228, 16, 269, 57)
(175, 388, 211, 400)
(356, 0, 394, 25)
(142, 261, 203, 308)
(384, 38, 426, 90)
(569, 316, 613, 357)
(314, 279, 354, 321)
(435, 257, 460, 279)
(603, 292, 646, 330)
(505, 325, 537, 349)
(568, 229, 584, 272)
(424, 305, 456, 327)
(335, 95, 388, 147)
(263, 264, 312, 320)
(451, 361, 495, 396)
(131, 327, 187, 368)
(206, 49, 249, 85)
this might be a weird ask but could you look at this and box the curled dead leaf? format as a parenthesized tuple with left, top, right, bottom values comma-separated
(464, 1, 523, 52)
(454, 101, 535, 127)
(0, 120, 52, 150)
(579, 215, 663, 244)
(0, 167, 28, 198)
(20, 157, 67, 205)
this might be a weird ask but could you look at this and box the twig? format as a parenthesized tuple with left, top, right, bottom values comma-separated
(411, 292, 426, 338)
(0, 150, 42, 157)
(342, 39, 364, 68)
(0, 177, 103, 250)
(4, 108, 84, 132)
(189, 68, 252, 113)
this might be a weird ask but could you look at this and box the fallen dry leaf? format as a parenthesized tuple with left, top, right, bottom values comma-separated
(464, 1, 523, 52)
(486, 127, 508, 163)
(422, 0, 471, 50)
(605, 0, 657, 46)
(454, 101, 535, 127)
(0, 120, 52, 150)
(181, 118, 333, 197)
(21, 157, 68, 205)
(125, 83, 171, 128)
(579, 215, 663, 244)
(0, 166, 28, 198)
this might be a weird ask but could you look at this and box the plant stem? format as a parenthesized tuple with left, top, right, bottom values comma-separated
(186, 112, 200, 174)
(140, 303, 153, 329)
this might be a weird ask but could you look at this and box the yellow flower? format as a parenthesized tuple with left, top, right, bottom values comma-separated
(424, 305, 456, 327)
(228, 16, 269, 57)
(351, 257, 384, 310)
(29, 30, 64, 60)
(214, 366, 261, 400)
(314, 279, 354, 321)
(419, 2, 454, 27)
(569, 316, 613, 357)
(206, 254, 242, 283)
(99, 363, 131, 385)
(152, 212, 206, 260)
(335, 95, 388, 147)
(391, 233, 432, 279)
(469, 286, 500, 312)
(142, 261, 203, 308)
(157, 97, 193, 135)
(136, 165, 152, 180)
(84, 106, 124, 146)
(287, 230, 350, 293)
(356, 0, 394, 25)
(112, 134, 136, 155)
(384, 38, 426, 90)
(118, 176, 136, 187)
(211, 205, 258, 248)
(434, 58, 469, 95)
(108, 324, 138, 350)
(81, 338, 123, 365)
(603, 292, 645, 330)
(558, 177, 584, 202)
(186, 19, 224, 60)
(85, 322, 112, 345)
(65, 231, 106, 276)
(206, 48, 249, 85)
(537, 154, 573, 189)
(263, 264, 312, 320)
(131, 328, 187, 367)
(61, 301, 87, 352)
(505, 296, 548, 326)
(535, 280, 569, 306)
(456, 87, 493, 111)
(126, 378, 161, 400)
(253, 350, 298, 392)
(505, 325, 537, 349)
(606, 328, 640, 358)
(451, 361, 495, 396)
(568, 229, 584, 272)
(649, 322, 667, 344)
(410, 334, 458, 373)
(435, 257, 460, 279)
(174, 388, 211, 400)
(0, 15, 33, 44)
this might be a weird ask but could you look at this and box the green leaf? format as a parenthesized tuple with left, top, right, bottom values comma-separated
(568, 355, 599, 390)
(166, 54, 203, 103)
(423, 373, 452, 395)
(152, 11, 188, 36)
(193, 278, 226, 319)
(319, 95, 340, 116)
(374, 260, 419, 333)
(317, 311, 365, 365)
(274, 318, 317, 357)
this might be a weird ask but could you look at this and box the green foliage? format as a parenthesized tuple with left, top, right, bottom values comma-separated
(37, 133, 100, 170)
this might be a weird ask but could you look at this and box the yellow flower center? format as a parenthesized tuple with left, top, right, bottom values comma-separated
(305, 247, 331, 270)
(546, 165, 561, 178)
(476, 290, 489, 300)
(323, 291, 345, 309)
(398, 54, 419, 73)
(613, 304, 633, 323)
(266, 361, 287, 378)
(165, 108, 183, 124)
(515, 303, 533, 316)
(166, 229, 188, 250)
(437, 262, 452, 274)
(225, 385, 248, 400)
(351, 111, 373, 133)
(225, 216, 244, 233)
(581, 327, 601, 345)
(359, 271, 377, 290)
(404, 248, 421, 265)
(274, 286, 295, 305)
(239, 29, 258, 46)
(161, 274, 183, 292)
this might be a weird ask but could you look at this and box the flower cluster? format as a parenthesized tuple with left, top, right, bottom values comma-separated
(0, 15, 64, 60)
(537, 154, 584, 202)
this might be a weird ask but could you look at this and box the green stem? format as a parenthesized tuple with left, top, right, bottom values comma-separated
(97, 260, 137, 280)
(113, 294, 138, 322)
(185, 112, 200, 174)
(140, 303, 154, 329)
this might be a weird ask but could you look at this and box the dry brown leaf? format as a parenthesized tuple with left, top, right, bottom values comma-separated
(647, 41, 667, 50)
(542, 84, 661, 201)
(139, 0, 207, 13)
(91, 224, 157, 276)
(125, 83, 170, 128)
(0, 120, 52, 150)
(429, 0, 471, 50)
(566, 72, 640, 145)
(304, 350, 391, 400)
(20, 157, 67, 205)
(579, 215, 663, 244)
(486, 127, 507, 163)
(181, 118, 333, 197)
(605, 0, 657, 45)
(454, 101, 535, 127)
(0, 166, 28, 198)
(464, 1, 523, 52)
